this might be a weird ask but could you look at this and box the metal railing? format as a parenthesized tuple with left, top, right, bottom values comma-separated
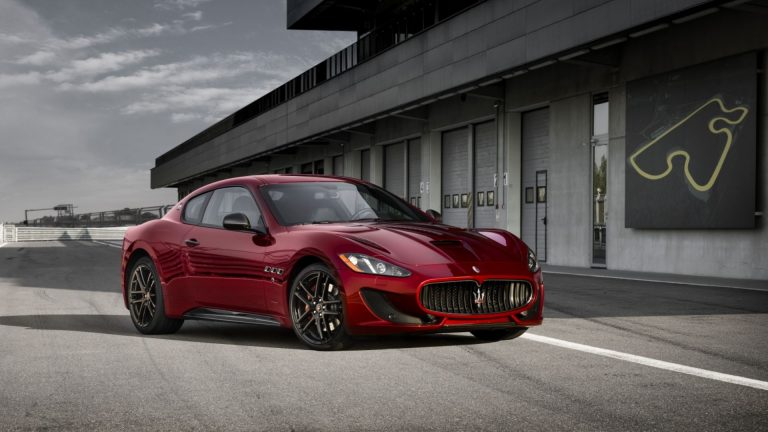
(23, 205, 175, 228)
(1, 225, 130, 243)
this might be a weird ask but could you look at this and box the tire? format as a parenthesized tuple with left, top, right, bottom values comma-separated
(127, 256, 183, 334)
(289, 263, 352, 350)
(470, 327, 527, 342)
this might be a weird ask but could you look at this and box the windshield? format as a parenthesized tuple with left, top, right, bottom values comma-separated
(261, 181, 430, 225)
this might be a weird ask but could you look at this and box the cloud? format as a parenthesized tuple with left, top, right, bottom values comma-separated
(155, 0, 211, 10)
(46, 49, 161, 82)
(66, 52, 306, 93)
(15, 50, 56, 65)
(309, 34, 354, 56)
(189, 23, 229, 33)
(0, 32, 36, 45)
(182, 11, 203, 21)
(0, 71, 41, 88)
(124, 85, 277, 115)
(171, 112, 202, 123)
(10, 20, 209, 56)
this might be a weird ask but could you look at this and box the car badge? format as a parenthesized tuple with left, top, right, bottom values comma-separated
(472, 266, 480, 274)
(473, 288, 486, 305)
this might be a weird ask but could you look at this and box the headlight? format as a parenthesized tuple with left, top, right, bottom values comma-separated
(527, 248, 540, 273)
(339, 253, 411, 277)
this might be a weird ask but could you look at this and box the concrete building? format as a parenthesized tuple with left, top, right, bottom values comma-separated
(151, 0, 768, 279)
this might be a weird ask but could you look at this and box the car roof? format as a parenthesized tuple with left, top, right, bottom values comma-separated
(186, 174, 366, 197)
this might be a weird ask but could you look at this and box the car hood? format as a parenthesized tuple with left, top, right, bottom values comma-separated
(296, 222, 524, 268)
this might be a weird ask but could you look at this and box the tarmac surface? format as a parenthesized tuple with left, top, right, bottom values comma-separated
(0, 241, 766, 431)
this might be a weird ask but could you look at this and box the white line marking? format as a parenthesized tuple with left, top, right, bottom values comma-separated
(0, 243, 7, 248)
(522, 333, 768, 391)
(544, 270, 768, 293)
(93, 240, 121, 249)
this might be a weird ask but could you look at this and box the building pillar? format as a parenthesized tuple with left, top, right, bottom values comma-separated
(505, 111, 522, 236)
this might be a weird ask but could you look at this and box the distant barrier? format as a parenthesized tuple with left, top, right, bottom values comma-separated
(0, 225, 129, 243)
(23, 204, 174, 228)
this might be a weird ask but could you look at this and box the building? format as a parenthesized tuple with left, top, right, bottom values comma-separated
(151, 0, 768, 279)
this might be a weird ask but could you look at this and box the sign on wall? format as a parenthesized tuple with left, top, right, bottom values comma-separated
(625, 53, 757, 229)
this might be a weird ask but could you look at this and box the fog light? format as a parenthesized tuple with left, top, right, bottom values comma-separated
(520, 310, 528, 317)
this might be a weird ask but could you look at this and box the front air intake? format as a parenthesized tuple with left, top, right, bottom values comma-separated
(419, 280, 533, 315)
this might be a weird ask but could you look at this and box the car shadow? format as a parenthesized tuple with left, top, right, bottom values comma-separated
(0, 241, 121, 293)
(0, 314, 485, 351)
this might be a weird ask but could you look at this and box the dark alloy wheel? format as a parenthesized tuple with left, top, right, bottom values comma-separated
(471, 328, 528, 342)
(127, 256, 183, 334)
(289, 264, 351, 350)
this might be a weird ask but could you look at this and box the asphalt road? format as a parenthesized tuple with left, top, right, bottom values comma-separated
(0, 241, 766, 431)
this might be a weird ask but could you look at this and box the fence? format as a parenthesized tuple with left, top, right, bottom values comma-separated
(24, 205, 174, 228)
(0, 225, 130, 243)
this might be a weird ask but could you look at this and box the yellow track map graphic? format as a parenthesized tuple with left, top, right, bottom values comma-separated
(629, 97, 749, 192)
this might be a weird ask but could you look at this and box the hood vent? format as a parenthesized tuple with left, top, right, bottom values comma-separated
(344, 235, 390, 253)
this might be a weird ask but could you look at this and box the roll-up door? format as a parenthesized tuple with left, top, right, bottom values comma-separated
(333, 155, 344, 175)
(407, 138, 421, 208)
(441, 128, 469, 228)
(361, 149, 371, 181)
(473, 121, 496, 228)
(384, 142, 406, 198)
(521, 108, 550, 261)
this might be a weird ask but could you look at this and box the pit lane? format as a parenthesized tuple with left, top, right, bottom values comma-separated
(0, 241, 765, 431)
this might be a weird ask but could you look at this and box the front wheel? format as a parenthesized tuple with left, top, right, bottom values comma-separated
(127, 256, 183, 334)
(289, 264, 351, 350)
(471, 328, 527, 342)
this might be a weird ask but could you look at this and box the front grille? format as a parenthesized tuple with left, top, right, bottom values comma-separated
(419, 280, 533, 315)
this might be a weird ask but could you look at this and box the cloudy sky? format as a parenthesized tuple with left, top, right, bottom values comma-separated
(0, 0, 354, 223)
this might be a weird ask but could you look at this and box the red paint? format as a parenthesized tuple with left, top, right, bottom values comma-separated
(121, 175, 543, 335)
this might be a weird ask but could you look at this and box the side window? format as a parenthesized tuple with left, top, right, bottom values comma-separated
(201, 187, 263, 229)
(183, 192, 210, 224)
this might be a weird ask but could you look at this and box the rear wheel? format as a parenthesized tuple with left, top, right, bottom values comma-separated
(127, 256, 183, 334)
(289, 264, 351, 350)
(471, 328, 527, 342)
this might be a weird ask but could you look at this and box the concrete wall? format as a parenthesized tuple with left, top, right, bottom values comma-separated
(606, 81, 767, 280)
(548, 94, 592, 267)
(153, 0, 716, 188)
(168, 5, 766, 279)
(501, 9, 768, 278)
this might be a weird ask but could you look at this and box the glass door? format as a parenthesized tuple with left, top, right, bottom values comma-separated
(592, 95, 609, 266)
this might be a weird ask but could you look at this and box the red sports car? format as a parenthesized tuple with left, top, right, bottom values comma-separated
(121, 175, 543, 350)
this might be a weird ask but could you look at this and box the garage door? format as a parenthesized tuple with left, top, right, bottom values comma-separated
(521, 108, 549, 261)
(333, 155, 343, 175)
(473, 121, 496, 228)
(361, 149, 371, 182)
(384, 142, 406, 198)
(441, 128, 469, 228)
(407, 138, 421, 208)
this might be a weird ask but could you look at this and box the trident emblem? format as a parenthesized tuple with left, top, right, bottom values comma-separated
(473, 287, 486, 306)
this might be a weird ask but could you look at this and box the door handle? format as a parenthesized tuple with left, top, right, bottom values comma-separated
(185, 238, 200, 247)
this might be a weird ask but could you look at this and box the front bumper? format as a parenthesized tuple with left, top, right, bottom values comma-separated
(339, 261, 544, 335)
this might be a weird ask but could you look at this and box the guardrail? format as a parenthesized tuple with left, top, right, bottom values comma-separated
(0, 225, 129, 243)
(24, 204, 174, 228)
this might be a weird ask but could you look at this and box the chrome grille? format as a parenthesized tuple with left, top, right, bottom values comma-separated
(419, 280, 533, 315)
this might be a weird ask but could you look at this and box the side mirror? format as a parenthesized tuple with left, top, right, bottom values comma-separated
(223, 213, 252, 231)
(426, 209, 442, 223)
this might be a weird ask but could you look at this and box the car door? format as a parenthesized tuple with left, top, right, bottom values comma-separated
(184, 186, 268, 313)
